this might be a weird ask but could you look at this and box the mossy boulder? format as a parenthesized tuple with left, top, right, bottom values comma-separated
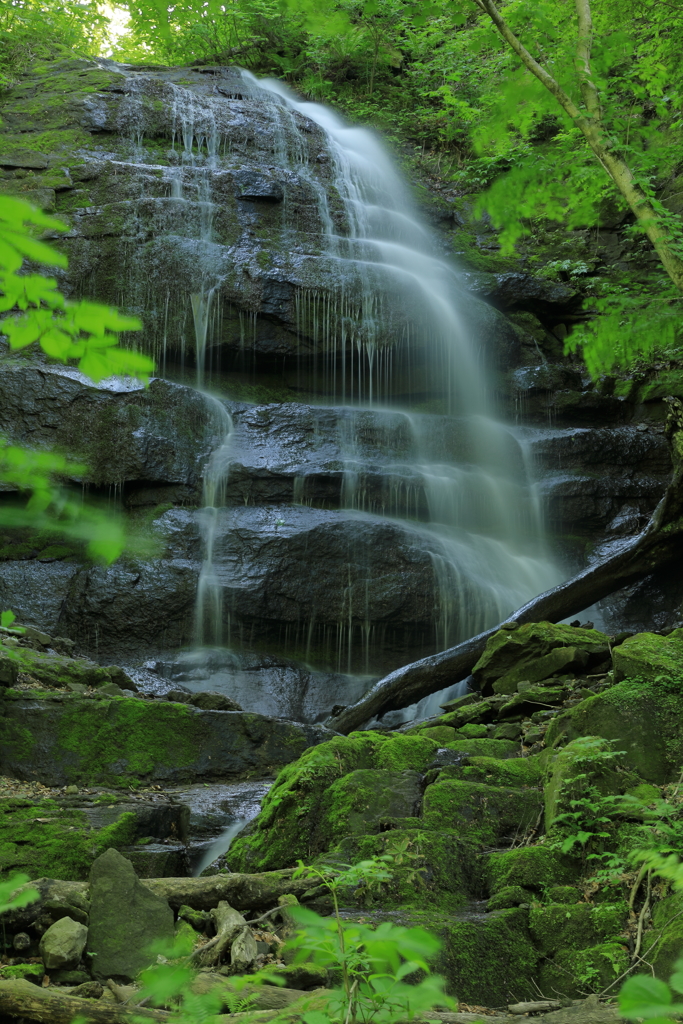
(0, 643, 131, 691)
(317, 769, 423, 846)
(446, 738, 519, 758)
(545, 676, 683, 783)
(440, 907, 538, 1004)
(486, 885, 533, 910)
(422, 779, 542, 846)
(538, 941, 630, 997)
(612, 631, 683, 683)
(492, 646, 590, 695)
(327, 828, 474, 910)
(642, 890, 683, 979)
(0, 695, 329, 787)
(442, 753, 543, 788)
(227, 732, 439, 872)
(0, 797, 137, 880)
(529, 902, 628, 956)
(544, 737, 641, 830)
(486, 844, 578, 894)
(473, 622, 611, 695)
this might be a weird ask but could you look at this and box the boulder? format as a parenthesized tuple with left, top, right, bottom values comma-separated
(492, 646, 589, 695)
(0, 366, 223, 499)
(421, 778, 542, 846)
(472, 622, 611, 695)
(642, 890, 683, 979)
(39, 916, 88, 970)
(88, 848, 174, 982)
(545, 674, 683, 783)
(228, 732, 438, 872)
(544, 737, 640, 830)
(0, 695, 331, 787)
(612, 629, 683, 682)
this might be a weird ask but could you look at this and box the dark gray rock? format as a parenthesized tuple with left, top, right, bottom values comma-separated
(88, 848, 174, 982)
(461, 271, 581, 318)
(0, 366, 224, 496)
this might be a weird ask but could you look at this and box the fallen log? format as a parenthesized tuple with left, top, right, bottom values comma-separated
(144, 869, 314, 912)
(329, 401, 683, 735)
(0, 978, 170, 1024)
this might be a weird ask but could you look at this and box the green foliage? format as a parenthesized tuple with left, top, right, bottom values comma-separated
(289, 857, 454, 1024)
(0, 871, 37, 914)
(0, 196, 155, 563)
(620, 959, 683, 1024)
(0, 0, 110, 87)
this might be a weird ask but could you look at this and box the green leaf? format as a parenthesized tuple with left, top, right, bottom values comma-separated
(620, 975, 674, 1018)
(0, 609, 15, 628)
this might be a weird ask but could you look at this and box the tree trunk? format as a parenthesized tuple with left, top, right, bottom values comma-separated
(328, 407, 683, 735)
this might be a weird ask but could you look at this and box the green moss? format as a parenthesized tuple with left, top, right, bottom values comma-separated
(228, 732, 388, 871)
(56, 698, 200, 784)
(446, 754, 541, 788)
(473, 622, 610, 692)
(487, 885, 533, 910)
(418, 726, 458, 745)
(539, 941, 630, 997)
(374, 734, 438, 772)
(422, 778, 542, 846)
(0, 128, 92, 159)
(544, 736, 641, 830)
(0, 798, 137, 880)
(439, 907, 538, 1003)
(0, 717, 35, 760)
(445, 737, 519, 758)
(457, 723, 488, 739)
(486, 844, 578, 894)
(529, 902, 628, 955)
(546, 886, 583, 904)
(317, 768, 423, 847)
(327, 828, 473, 910)
(643, 891, 683, 979)
(612, 632, 683, 683)
(0, 963, 45, 982)
(546, 676, 683, 783)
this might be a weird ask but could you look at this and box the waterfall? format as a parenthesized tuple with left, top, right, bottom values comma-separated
(105, 62, 561, 722)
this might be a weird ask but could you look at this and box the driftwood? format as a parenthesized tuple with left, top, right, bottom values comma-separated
(329, 402, 683, 735)
(509, 1001, 562, 1014)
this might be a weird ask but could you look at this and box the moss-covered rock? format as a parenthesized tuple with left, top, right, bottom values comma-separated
(318, 769, 423, 846)
(328, 829, 474, 910)
(538, 940, 630, 997)
(545, 676, 683, 783)
(473, 622, 610, 695)
(486, 885, 533, 910)
(0, 642, 129, 691)
(486, 844, 578, 894)
(0, 797, 137, 880)
(492, 646, 590, 695)
(544, 737, 641, 830)
(443, 754, 543, 788)
(529, 902, 628, 955)
(612, 631, 683, 683)
(227, 732, 438, 872)
(642, 890, 683, 979)
(422, 779, 542, 846)
(440, 906, 539, 1004)
(445, 738, 519, 758)
(0, 695, 329, 786)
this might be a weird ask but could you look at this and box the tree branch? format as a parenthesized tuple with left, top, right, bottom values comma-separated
(575, 0, 601, 119)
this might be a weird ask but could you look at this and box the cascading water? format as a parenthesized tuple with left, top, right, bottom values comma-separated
(105, 61, 561, 722)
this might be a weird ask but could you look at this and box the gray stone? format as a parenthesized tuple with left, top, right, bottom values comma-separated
(88, 848, 174, 982)
(39, 916, 88, 970)
(0, 366, 223, 498)
(0, 652, 18, 686)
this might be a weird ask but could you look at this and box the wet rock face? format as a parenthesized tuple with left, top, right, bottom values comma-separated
(0, 365, 223, 499)
(0, 58, 519, 394)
